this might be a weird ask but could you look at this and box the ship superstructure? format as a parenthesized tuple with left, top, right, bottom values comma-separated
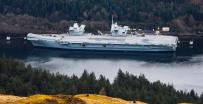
(27, 21, 178, 52)
(69, 23, 86, 35)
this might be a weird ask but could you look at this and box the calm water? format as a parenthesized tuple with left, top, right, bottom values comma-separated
(1, 37, 203, 94)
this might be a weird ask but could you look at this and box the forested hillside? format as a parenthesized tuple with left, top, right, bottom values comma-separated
(0, 0, 202, 34)
(0, 58, 203, 104)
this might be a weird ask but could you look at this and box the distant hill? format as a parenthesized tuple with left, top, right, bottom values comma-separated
(0, 0, 202, 34)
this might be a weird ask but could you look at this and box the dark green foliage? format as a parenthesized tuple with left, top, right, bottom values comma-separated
(0, 0, 202, 32)
(0, 0, 201, 22)
(0, 58, 202, 103)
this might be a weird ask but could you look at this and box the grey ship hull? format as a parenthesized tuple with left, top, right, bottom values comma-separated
(30, 40, 176, 52)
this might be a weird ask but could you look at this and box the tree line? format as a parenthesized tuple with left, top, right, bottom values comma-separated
(0, 58, 203, 103)
(0, 0, 202, 33)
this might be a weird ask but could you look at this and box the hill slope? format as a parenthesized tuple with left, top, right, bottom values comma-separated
(0, 94, 25, 104)
(0, 0, 202, 34)
(0, 94, 147, 104)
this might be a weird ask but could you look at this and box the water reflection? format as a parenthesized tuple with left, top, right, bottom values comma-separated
(28, 48, 178, 62)
(1, 38, 203, 94)
(25, 49, 203, 95)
